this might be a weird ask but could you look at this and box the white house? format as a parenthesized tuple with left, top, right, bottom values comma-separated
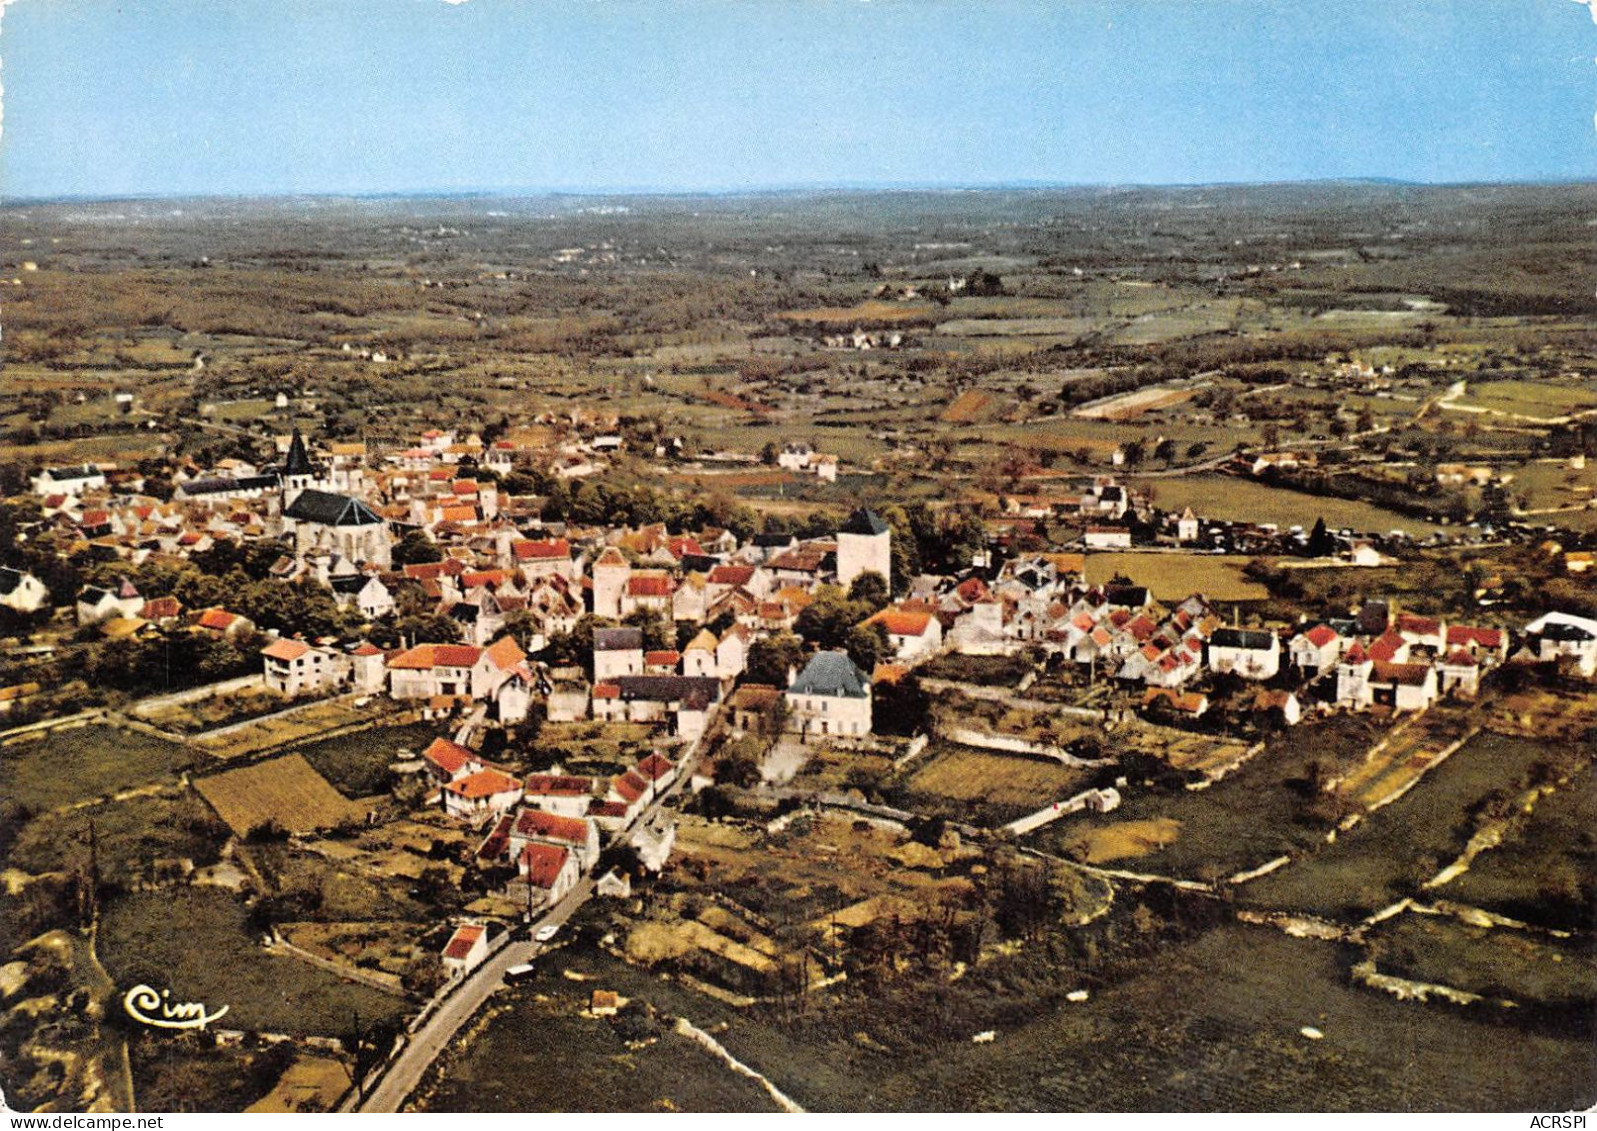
(519, 842, 580, 905)
(1206, 627, 1280, 681)
(785, 650, 872, 742)
(1289, 624, 1342, 675)
(864, 607, 943, 661)
(1524, 611, 1597, 678)
(442, 768, 524, 819)
(0, 567, 50, 615)
(521, 774, 596, 820)
(441, 922, 490, 977)
(1084, 526, 1133, 550)
(33, 465, 106, 498)
(261, 638, 348, 696)
(508, 808, 600, 871)
(593, 627, 645, 681)
(76, 578, 143, 625)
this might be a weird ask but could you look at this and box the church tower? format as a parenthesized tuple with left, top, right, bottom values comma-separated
(836, 508, 891, 591)
(280, 427, 316, 510)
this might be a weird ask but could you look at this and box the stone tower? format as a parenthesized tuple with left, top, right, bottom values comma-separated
(591, 546, 631, 620)
(836, 508, 891, 591)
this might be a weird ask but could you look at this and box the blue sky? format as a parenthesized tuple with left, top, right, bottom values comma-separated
(1, 0, 1593, 198)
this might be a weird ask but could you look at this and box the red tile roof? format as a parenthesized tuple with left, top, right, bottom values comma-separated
(521, 842, 571, 889)
(1372, 661, 1433, 687)
(198, 608, 240, 631)
(636, 753, 675, 782)
(1446, 625, 1503, 650)
(424, 736, 477, 776)
(261, 638, 311, 662)
(1367, 632, 1407, 663)
(389, 642, 483, 670)
(444, 768, 522, 799)
(867, 609, 934, 637)
(513, 538, 571, 561)
(627, 575, 674, 597)
(612, 772, 647, 804)
(511, 809, 591, 845)
(523, 774, 593, 796)
(443, 924, 484, 960)
(1303, 624, 1339, 648)
(707, 565, 755, 587)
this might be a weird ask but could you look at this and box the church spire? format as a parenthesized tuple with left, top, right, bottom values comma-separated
(283, 427, 313, 477)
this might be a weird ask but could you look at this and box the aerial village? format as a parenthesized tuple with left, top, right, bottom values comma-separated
(6, 414, 1595, 1012)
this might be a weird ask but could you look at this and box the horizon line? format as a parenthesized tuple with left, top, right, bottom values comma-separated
(7, 174, 1597, 208)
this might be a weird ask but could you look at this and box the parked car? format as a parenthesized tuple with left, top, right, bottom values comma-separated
(534, 923, 560, 944)
(504, 963, 536, 983)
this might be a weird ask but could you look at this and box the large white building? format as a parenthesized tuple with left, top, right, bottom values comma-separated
(785, 650, 872, 742)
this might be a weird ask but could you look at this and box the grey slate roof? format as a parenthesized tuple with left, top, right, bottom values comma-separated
(283, 488, 382, 527)
(593, 627, 644, 652)
(788, 650, 869, 698)
(282, 428, 315, 477)
(1210, 627, 1277, 652)
(610, 675, 722, 708)
(839, 508, 889, 537)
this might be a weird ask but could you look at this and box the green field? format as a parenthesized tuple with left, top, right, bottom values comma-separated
(8, 791, 225, 884)
(1441, 763, 1595, 932)
(1237, 733, 1558, 921)
(99, 888, 410, 1038)
(417, 977, 780, 1113)
(1, 725, 196, 813)
(1455, 379, 1597, 418)
(1084, 552, 1271, 602)
(1132, 474, 1444, 534)
(1030, 714, 1389, 881)
(1364, 913, 1597, 1009)
(295, 722, 439, 798)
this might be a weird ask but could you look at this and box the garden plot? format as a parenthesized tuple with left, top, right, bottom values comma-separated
(195, 753, 358, 836)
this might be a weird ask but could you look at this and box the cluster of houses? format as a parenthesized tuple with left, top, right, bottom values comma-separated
(14, 429, 1596, 743)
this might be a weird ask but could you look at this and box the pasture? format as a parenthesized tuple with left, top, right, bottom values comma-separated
(0, 724, 194, 812)
(1083, 552, 1270, 602)
(98, 888, 409, 1038)
(295, 721, 438, 798)
(194, 753, 356, 836)
(1236, 733, 1559, 921)
(899, 744, 1091, 821)
(1132, 474, 1444, 534)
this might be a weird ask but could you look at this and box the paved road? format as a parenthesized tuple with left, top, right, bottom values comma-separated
(350, 873, 594, 1112)
(350, 753, 697, 1113)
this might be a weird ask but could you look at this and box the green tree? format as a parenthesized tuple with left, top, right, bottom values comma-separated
(391, 529, 442, 568)
(844, 622, 890, 673)
(846, 570, 890, 612)
(745, 632, 805, 687)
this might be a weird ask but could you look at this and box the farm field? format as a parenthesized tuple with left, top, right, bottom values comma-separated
(295, 721, 438, 798)
(1083, 552, 1270, 602)
(897, 744, 1091, 821)
(433, 910, 1596, 1112)
(1236, 732, 1560, 921)
(0, 724, 195, 812)
(840, 923, 1594, 1111)
(1362, 912, 1597, 1009)
(8, 790, 224, 885)
(194, 753, 357, 836)
(98, 888, 409, 1038)
(1441, 762, 1595, 932)
(1030, 714, 1388, 881)
(1131, 474, 1445, 535)
(1454, 379, 1597, 419)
